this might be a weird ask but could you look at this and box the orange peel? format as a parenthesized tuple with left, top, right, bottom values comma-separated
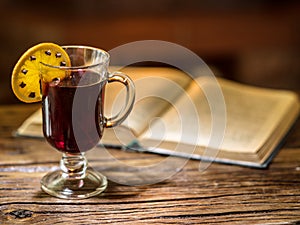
(11, 43, 71, 103)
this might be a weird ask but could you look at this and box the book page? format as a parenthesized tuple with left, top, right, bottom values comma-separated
(218, 79, 298, 152)
(138, 76, 215, 149)
(104, 67, 192, 136)
(139, 77, 299, 153)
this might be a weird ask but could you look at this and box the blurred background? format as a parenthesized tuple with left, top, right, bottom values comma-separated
(0, 0, 299, 104)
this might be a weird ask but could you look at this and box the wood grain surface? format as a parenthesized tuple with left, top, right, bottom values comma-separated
(0, 104, 299, 224)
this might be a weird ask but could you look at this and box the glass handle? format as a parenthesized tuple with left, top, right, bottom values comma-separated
(105, 71, 135, 128)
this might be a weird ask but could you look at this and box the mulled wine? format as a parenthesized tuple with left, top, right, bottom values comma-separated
(42, 71, 106, 153)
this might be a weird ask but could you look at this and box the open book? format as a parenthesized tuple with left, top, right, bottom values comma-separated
(15, 67, 299, 168)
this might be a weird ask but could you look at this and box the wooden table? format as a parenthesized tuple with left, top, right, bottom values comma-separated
(0, 104, 299, 224)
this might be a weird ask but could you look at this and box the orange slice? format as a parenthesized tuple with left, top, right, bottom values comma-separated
(11, 43, 71, 103)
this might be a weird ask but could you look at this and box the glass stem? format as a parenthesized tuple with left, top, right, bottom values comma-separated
(60, 153, 87, 179)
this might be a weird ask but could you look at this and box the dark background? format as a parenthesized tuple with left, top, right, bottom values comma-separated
(1, 0, 299, 104)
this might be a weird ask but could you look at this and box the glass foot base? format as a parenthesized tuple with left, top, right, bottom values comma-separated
(41, 168, 107, 199)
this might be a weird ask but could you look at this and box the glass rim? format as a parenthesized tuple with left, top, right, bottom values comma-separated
(41, 45, 110, 70)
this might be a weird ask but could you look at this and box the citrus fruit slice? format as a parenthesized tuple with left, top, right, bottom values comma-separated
(11, 43, 71, 103)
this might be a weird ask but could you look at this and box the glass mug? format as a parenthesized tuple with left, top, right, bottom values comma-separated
(40, 46, 135, 199)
